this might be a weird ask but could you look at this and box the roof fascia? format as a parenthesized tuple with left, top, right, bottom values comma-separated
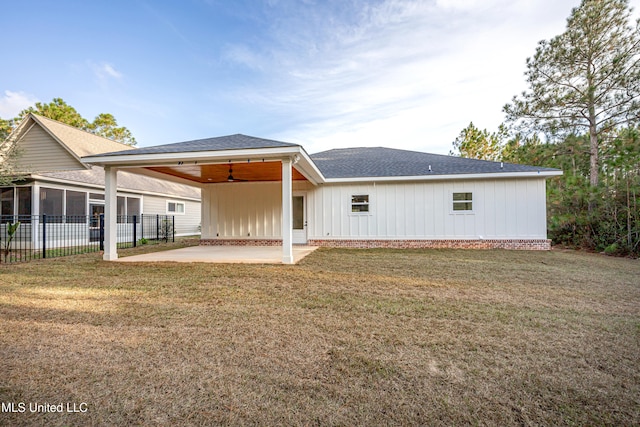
(83, 145, 327, 185)
(323, 170, 564, 184)
(30, 174, 109, 191)
(294, 149, 325, 184)
(83, 146, 303, 167)
(1, 121, 36, 160)
(1, 116, 33, 153)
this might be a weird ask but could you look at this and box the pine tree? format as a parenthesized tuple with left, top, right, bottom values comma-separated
(504, 0, 640, 189)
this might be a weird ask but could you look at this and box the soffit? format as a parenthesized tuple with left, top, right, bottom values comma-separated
(147, 162, 308, 184)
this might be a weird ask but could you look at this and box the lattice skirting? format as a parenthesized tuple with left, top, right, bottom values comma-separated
(200, 238, 551, 250)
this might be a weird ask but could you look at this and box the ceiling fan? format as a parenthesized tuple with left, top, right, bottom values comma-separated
(227, 164, 247, 182)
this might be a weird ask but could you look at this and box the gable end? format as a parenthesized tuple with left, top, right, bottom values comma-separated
(15, 123, 86, 172)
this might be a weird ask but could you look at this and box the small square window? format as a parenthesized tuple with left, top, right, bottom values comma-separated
(167, 201, 185, 214)
(351, 195, 369, 213)
(452, 192, 473, 212)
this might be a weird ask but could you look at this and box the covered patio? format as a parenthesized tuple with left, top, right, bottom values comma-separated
(83, 134, 325, 264)
(116, 244, 318, 264)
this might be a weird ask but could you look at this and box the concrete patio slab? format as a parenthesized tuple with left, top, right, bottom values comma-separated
(116, 245, 318, 264)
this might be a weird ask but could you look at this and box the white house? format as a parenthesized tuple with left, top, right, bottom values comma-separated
(82, 134, 562, 264)
(0, 114, 201, 248)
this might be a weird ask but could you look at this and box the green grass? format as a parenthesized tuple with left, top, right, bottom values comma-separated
(0, 248, 638, 426)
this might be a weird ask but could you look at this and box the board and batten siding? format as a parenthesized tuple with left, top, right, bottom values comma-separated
(201, 181, 313, 240)
(16, 124, 85, 172)
(142, 195, 201, 236)
(200, 178, 547, 241)
(307, 178, 548, 240)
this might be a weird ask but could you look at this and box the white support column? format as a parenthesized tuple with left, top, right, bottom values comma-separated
(32, 184, 40, 249)
(104, 166, 118, 261)
(281, 157, 294, 264)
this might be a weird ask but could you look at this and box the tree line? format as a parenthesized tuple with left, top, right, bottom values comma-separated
(451, 0, 640, 256)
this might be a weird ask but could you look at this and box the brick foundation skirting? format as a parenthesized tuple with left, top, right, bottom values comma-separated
(308, 239, 551, 250)
(200, 238, 551, 250)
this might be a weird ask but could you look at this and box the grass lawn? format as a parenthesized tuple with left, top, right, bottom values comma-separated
(1, 246, 638, 426)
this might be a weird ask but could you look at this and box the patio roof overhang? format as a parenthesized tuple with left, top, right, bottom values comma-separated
(82, 143, 324, 265)
(82, 146, 326, 186)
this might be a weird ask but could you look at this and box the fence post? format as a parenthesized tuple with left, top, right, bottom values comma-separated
(133, 215, 137, 248)
(141, 213, 144, 240)
(99, 214, 104, 251)
(173, 216, 175, 242)
(42, 214, 47, 259)
(156, 214, 160, 241)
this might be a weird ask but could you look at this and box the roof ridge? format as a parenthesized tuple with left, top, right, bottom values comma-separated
(310, 145, 560, 178)
(310, 146, 530, 165)
(91, 133, 301, 157)
(31, 113, 134, 151)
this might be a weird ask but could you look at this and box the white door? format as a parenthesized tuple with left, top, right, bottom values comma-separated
(292, 194, 307, 244)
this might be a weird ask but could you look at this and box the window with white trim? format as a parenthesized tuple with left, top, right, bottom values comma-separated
(351, 195, 369, 213)
(167, 201, 185, 215)
(452, 192, 473, 212)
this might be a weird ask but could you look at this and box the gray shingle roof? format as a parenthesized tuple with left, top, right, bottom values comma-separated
(310, 147, 560, 178)
(99, 134, 300, 157)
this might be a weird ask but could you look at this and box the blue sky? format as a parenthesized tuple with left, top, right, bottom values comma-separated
(2, 0, 639, 154)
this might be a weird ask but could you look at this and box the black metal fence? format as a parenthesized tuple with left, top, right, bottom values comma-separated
(0, 214, 175, 264)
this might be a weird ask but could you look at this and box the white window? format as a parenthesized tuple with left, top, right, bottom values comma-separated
(167, 201, 185, 215)
(351, 195, 369, 213)
(452, 192, 473, 212)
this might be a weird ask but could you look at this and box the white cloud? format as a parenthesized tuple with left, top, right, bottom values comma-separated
(102, 63, 122, 79)
(222, 0, 633, 154)
(0, 90, 39, 117)
(89, 61, 123, 81)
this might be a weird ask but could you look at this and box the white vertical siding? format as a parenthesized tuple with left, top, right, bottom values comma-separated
(203, 182, 282, 239)
(198, 178, 549, 241)
(201, 181, 313, 239)
(307, 178, 548, 240)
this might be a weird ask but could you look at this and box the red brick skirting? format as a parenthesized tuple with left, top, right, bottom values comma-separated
(200, 238, 551, 250)
(308, 239, 551, 250)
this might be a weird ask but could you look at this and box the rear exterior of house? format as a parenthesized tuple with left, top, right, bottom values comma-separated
(0, 114, 201, 251)
(200, 166, 549, 250)
(83, 135, 561, 263)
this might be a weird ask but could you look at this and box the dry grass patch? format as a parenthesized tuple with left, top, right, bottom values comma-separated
(1, 248, 639, 426)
